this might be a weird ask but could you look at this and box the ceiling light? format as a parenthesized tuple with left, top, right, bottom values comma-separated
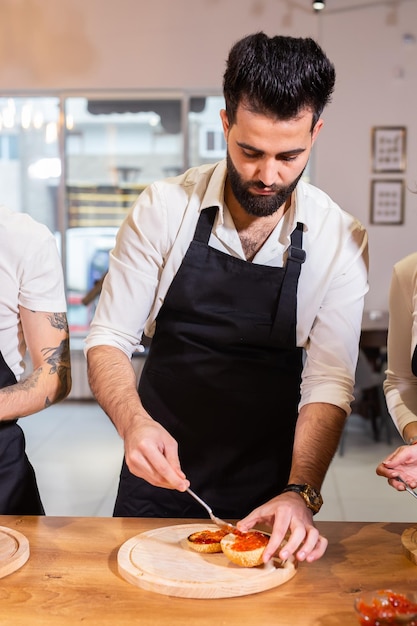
(313, 0, 325, 11)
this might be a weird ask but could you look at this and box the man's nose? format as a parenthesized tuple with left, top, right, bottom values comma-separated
(257, 159, 279, 187)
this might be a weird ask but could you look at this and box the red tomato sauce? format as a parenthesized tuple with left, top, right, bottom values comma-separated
(190, 530, 228, 544)
(356, 590, 417, 625)
(231, 531, 269, 552)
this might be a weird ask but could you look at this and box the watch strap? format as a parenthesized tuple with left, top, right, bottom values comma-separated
(281, 483, 323, 514)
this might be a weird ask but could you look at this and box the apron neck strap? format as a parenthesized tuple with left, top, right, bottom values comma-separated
(270, 222, 305, 346)
(193, 206, 218, 244)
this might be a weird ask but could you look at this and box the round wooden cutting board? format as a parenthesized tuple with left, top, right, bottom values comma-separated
(0, 526, 30, 578)
(117, 523, 297, 598)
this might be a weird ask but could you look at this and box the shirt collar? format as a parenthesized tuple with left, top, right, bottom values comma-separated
(199, 159, 228, 224)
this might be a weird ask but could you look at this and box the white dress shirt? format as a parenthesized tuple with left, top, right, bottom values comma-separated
(384, 252, 417, 437)
(85, 160, 369, 416)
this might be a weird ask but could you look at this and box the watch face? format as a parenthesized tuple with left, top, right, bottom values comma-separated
(304, 485, 323, 513)
(282, 484, 323, 513)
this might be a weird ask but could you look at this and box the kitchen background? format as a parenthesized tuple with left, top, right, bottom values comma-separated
(1, 0, 417, 519)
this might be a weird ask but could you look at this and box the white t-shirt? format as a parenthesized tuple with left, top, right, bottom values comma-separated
(0, 206, 67, 380)
(85, 160, 369, 415)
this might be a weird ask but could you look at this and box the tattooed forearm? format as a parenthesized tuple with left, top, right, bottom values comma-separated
(42, 338, 71, 400)
(54, 364, 71, 402)
(42, 339, 70, 371)
(47, 313, 69, 333)
(0, 368, 42, 394)
(0, 333, 71, 417)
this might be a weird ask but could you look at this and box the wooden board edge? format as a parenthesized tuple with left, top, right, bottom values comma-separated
(401, 526, 417, 565)
(0, 526, 30, 579)
(118, 556, 297, 598)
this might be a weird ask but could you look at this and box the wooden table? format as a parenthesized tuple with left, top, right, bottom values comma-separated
(0, 516, 416, 626)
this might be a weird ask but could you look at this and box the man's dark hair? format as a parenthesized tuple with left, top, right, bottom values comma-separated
(223, 32, 336, 130)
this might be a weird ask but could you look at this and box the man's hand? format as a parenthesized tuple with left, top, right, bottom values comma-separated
(87, 345, 189, 491)
(123, 415, 190, 491)
(237, 492, 328, 563)
(376, 444, 417, 490)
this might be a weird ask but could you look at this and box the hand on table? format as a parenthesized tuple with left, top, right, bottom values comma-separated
(237, 492, 328, 564)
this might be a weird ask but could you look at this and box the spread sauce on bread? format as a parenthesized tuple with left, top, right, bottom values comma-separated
(188, 529, 229, 544)
(228, 530, 269, 551)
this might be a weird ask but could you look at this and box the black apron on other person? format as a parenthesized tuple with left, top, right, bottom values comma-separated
(412, 345, 417, 377)
(114, 206, 305, 518)
(0, 351, 44, 515)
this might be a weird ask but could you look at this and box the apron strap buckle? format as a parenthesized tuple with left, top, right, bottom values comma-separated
(287, 246, 306, 264)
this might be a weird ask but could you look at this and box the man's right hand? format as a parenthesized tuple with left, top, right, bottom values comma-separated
(123, 416, 189, 491)
(86, 345, 189, 492)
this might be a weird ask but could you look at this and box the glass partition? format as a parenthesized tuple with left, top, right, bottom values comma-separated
(0, 96, 61, 234)
(188, 95, 226, 166)
(64, 96, 186, 334)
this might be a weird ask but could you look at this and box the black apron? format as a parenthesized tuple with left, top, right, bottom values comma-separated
(114, 206, 305, 518)
(412, 345, 417, 377)
(0, 351, 44, 515)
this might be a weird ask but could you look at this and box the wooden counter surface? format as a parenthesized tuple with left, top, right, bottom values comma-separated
(0, 516, 416, 626)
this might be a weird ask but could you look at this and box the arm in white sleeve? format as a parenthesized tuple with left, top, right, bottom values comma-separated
(300, 220, 369, 416)
(84, 183, 173, 358)
(384, 260, 417, 437)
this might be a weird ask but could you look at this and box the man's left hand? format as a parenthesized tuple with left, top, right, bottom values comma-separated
(237, 491, 328, 563)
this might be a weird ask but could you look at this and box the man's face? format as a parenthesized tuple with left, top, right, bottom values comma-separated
(226, 151, 305, 217)
(220, 105, 323, 217)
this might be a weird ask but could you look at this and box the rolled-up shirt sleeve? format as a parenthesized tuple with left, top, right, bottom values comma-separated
(384, 256, 417, 437)
(298, 215, 369, 416)
(85, 183, 172, 358)
(85, 163, 224, 359)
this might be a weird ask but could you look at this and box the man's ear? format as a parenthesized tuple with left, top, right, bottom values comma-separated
(311, 118, 324, 145)
(219, 109, 230, 139)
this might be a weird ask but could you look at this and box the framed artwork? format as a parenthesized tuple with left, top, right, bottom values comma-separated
(370, 179, 404, 225)
(371, 126, 406, 172)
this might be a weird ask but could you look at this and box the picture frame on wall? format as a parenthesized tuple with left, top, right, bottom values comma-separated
(371, 126, 406, 173)
(370, 179, 404, 225)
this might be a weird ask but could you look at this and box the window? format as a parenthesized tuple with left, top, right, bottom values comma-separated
(188, 95, 226, 166)
(0, 97, 60, 232)
(63, 96, 186, 333)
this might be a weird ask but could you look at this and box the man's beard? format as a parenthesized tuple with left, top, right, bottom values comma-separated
(226, 152, 305, 217)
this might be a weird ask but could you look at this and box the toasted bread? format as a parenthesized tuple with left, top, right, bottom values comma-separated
(186, 528, 229, 553)
(220, 530, 269, 567)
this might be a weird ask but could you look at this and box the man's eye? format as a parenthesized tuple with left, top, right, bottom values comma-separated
(281, 155, 298, 162)
(242, 150, 260, 158)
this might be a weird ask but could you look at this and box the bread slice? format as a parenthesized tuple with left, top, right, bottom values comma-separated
(186, 529, 229, 553)
(220, 531, 269, 567)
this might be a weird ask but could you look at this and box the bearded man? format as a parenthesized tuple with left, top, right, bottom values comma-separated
(86, 32, 368, 565)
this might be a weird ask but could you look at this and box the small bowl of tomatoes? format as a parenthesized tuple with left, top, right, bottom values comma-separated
(354, 589, 417, 625)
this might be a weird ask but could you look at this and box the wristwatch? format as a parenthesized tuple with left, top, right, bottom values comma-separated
(281, 483, 323, 514)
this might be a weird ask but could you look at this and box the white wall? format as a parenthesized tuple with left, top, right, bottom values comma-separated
(2, 0, 416, 310)
(317, 0, 417, 311)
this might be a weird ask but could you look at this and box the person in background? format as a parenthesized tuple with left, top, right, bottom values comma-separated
(376, 251, 417, 490)
(85, 32, 368, 564)
(0, 205, 71, 514)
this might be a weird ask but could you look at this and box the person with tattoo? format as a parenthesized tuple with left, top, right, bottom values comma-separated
(0, 205, 71, 514)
